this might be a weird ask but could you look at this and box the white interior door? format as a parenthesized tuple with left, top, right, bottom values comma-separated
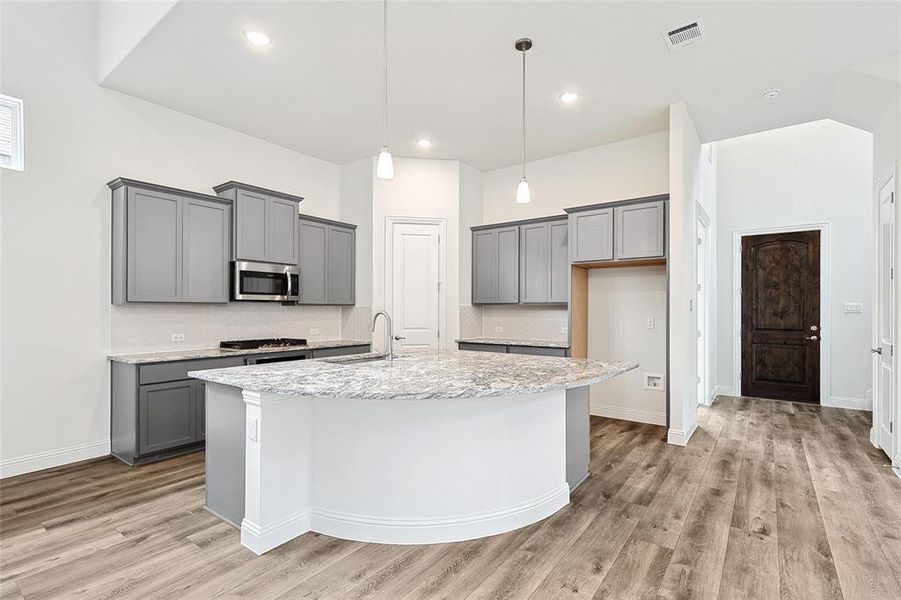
(877, 177, 895, 453)
(391, 222, 441, 350)
(696, 216, 709, 405)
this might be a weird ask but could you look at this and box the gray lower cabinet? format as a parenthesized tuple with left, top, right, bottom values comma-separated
(311, 345, 370, 359)
(458, 342, 569, 357)
(569, 207, 613, 263)
(614, 200, 665, 259)
(138, 381, 197, 455)
(111, 355, 244, 465)
(298, 215, 356, 305)
(110, 178, 231, 304)
(472, 226, 519, 304)
(213, 181, 303, 265)
(519, 217, 569, 304)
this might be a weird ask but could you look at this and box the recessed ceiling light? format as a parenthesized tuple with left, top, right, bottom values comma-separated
(244, 30, 271, 47)
(761, 88, 780, 100)
(416, 139, 432, 148)
(559, 92, 579, 104)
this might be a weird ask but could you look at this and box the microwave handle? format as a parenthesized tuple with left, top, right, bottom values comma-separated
(286, 268, 293, 299)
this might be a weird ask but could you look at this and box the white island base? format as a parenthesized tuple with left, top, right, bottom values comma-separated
(204, 384, 590, 555)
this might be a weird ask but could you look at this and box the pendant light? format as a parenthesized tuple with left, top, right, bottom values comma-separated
(514, 37, 532, 203)
(376, 0, 395, 179)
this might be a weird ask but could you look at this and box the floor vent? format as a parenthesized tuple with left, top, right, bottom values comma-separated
(663, 20, 706, 51)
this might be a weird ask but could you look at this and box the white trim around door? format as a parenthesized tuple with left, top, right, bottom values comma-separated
(732, 223, 831, 404)
(385, 216, 448, 351)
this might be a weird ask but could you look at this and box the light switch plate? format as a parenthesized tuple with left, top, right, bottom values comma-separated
(843, 303, 863, 314)
(646, 317, 655, 329)
(494, 326, 504, 333)
(247, 417, 258, 441)
(170, 333, 185, 342)
(561, 327, 568, 334)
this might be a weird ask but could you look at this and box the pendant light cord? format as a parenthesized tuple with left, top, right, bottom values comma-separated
(383, 0, 389, 147)
(521, 48, 526, 179)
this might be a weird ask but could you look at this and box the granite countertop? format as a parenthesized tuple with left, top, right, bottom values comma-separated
(108, 339, 372, 364)
(188, 350, 636, 400)
(455, 337, 570, 349)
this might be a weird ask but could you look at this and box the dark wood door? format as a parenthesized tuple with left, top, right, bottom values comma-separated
(741, 230, 820, 403)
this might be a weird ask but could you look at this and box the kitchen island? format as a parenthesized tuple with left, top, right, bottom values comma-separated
(189, 351, 635, 554)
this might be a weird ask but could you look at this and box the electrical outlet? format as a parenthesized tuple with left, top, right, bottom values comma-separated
(494, 326, 504, 333)
(310, 328, 320, 335)
(646, 317, 655, 329)
(170, 333, 185, 342)
(247, 417, 258, 442)
(843, 303, 863, 314)
(561, 326, 568, 334)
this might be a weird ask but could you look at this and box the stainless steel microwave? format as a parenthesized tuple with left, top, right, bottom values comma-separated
(232, 261, 300, 302)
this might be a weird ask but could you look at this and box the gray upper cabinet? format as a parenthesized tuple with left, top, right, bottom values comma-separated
(566, 195, 668, 264)
(214, 182, 303, 266)
(297, 215, 356, 305)
(548, 220, 570, 303)
(520, 223, 549, 303)
(110, 178, 231, 304)
(569, 207, 613, 263)
(183, 198, 230, 302)
(519, 218, 569, 304)
(615, 200, 665, 260)
(472, 225, 519, 304)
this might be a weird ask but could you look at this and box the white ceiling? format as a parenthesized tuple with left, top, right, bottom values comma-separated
(101, 1, 899, 170)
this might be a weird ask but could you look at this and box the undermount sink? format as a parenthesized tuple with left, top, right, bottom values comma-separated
(322, 353, 390, 365)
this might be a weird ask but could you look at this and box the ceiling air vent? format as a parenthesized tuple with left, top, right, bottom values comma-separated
(663, 20, 706, 52)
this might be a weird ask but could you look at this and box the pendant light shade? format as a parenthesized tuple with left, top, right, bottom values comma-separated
(376, 0, 395, 180)
(514, 37, 532, 203)
(376, 146, 395, 179)
(515, 178, 531, 204)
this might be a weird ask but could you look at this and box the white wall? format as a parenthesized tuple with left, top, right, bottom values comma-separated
(481, 131, 669, 223)
(0, 1, 343, 475)
(96, 0, 176, 82)
(588, 267, 667, 425)
(371, 158, 462, 349)
(698, 143, 718, 404)
(668, 102, 701, 445)
(340, 157, 374, 306)
(459, 162, 482, 304)
(714, 119, 874, 407)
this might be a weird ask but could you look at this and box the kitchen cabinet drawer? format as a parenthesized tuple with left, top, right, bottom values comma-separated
(457, 343, 508, 353)
(139, 356, 245, 385)
(311, 345, 370, 359)
(569, 207, 613, 263)
(507, 346, 568, 357)
(615, 200, 665, 259)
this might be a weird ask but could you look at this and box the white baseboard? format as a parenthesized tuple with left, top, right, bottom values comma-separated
(311, 484, 570, 545)
(667, 422, 698, 446)
(713, 385, 736, 399)
(241, 510, 312, 555)
(590, 401, 666, 426)
(824, 395, 871, 411)
(0, 439, 110, 479)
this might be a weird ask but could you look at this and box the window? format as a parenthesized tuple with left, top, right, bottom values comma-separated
(0, 94, 24, 171)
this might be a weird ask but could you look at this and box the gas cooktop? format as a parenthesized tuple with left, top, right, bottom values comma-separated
(220, 338, 308, 350)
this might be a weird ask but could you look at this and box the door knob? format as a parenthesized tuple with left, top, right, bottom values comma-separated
(394, 335, 406, 341)
(805, 336, 818, 341)
(872, 347, 883, 354)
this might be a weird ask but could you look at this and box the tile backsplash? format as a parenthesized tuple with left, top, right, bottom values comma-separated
(111, 303, 343, 354)
(341, 305, 373, 342)
(464, 305, 569, 341)
(459, 305, 484, 339)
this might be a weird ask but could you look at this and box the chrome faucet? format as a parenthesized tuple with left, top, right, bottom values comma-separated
(371, 310, 403, 362)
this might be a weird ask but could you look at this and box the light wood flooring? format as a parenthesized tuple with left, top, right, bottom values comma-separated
(2, 396, 901, 599)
